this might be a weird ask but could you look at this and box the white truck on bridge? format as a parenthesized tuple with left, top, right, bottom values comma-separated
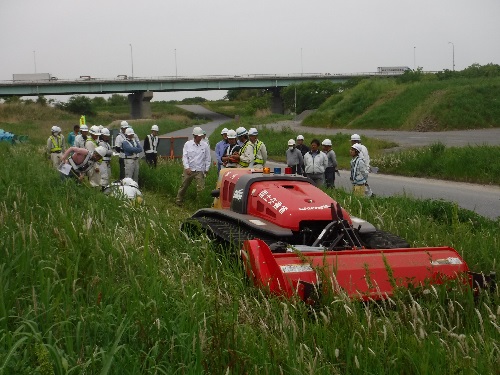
(12, 73, 55, 82)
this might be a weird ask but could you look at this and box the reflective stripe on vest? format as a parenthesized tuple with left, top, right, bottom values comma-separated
(50, 135, 62, 152)
(145, 134, 158, 154)
(238, 141, 251, 167)
(68, 151, 93, 173)
(253, 140, 264, 164)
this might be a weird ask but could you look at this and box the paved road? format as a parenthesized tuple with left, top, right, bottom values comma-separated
(167, 105, 500, 220)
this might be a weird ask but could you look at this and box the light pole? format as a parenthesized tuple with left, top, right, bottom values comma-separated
(33, 50, 37, 73)
(174, 48, 177, 78)
(129, 44, 134, 78)
(413, 46, 416, 70)
(448, 42, 455, 71)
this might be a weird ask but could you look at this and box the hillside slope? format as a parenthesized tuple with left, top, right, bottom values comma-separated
(303, 77, 500, 131)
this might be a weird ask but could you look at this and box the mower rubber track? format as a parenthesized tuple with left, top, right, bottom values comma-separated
(183, 216, 279, 247)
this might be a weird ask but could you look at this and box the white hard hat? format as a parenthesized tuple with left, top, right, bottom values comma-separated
(120, 121, 129, 128)
(94, 146, 107, 158)
(226, 129, 237, 139)
(248, 128, 258, 136)
(51, 125, 59, 133)
(80, 124, 89, 131)
(322, 139, 332, 146)
(101, 128, 110, 136)
(98, 125, 103, 130)
(122, 177, 138, 188)
(56, 126, 62, 133)
(288, 139, 296, 146)
(192, 127, 204, 136)
(89, 125, 101, 135)
(125, 127, 135, 136)
(351, 134, 361, 141)
(296, 135, 304, 140)
(351, 143, 363, 153)
(221, 128, 229, 135)
(151, 124, 159, 132)
(236, 127, 247, 137)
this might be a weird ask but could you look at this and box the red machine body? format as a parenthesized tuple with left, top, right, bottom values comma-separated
(242, 239, 471, 302)
(185, 169, 490, 302)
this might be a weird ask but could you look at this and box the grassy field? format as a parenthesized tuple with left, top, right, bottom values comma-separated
(0, 137, 499, 373)
(303, 77, 500, 130)
(372, 143, 500, 185)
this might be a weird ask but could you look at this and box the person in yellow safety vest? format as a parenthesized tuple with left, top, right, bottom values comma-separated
(85, 125, 102, 187)
(248, 127, 267, 167)
(47, 125, 66, 169)
(231, 127, 254, 168)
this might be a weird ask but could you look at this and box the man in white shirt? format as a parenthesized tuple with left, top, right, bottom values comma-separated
(175, 127, 212, 206)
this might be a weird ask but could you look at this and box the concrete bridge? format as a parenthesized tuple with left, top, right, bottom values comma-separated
(0, 72, 374, 118)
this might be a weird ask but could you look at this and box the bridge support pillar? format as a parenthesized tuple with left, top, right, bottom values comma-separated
(128, 91, 153, 119)
(270, 88, 284, 114)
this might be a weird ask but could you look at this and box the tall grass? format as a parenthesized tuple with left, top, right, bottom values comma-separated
(373, 142, 500, 185)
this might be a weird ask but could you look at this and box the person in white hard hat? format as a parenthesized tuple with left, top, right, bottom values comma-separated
(221, 130, 241, 168)
(47, 125, 66, 169)
(201, 129, 209, 146)
(67, 124, 80, 147)
(303, 139, 328, 187)
(98, 128, 114, 188)
(322, 139, 338, 188)
(114, 121, 130, 179)
(350, 134, 370, 169)
(215, 127, 229, 173)
(232, 127, 254, 168)
(84, 126, 102, 187)
(74, 124, 89, 148)
(144, 124, 159, 168)
(248, 128, 267, 167)
(286, 139, 303, 175)
(122, 127, 143, 183)
(59, 145, 106, 183)
(350, 143, 369, 196)
(176, 127, 211, 206)
(104, 178, 143, 205)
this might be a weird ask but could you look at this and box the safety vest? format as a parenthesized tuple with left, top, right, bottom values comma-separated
(49, 135, 62, 153)
(253, 140, 264, 164)
(124, 139, 139, 159)
(99, 140, 112, 162)
(145, 134, 158, 154)
(225, 143, 241, 168)
(238, 141, 251, 167)
(68, 151, 93, 173)
(87, 137, 99, 148)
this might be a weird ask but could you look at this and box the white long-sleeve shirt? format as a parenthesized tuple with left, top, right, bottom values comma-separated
(182, 139, 211, 172)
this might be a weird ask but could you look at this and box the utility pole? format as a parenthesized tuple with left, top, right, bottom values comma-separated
(175, 48, 177, 78)
(448, 42, 455, 71)
(129, 44, 134, 78)
(413, 46, 416, 70)
(33, 51, 37, 73)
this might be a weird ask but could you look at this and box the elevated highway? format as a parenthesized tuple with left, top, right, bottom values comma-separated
(0, 71, 384, 118)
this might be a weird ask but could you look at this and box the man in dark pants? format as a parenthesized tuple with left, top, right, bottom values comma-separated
(144, 124, 159, 168)
(322, 138, 338, 188)
(295, 135, 309, 175)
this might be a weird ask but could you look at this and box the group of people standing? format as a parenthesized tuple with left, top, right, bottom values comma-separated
(286, 135, 339, 188)
(47, 121, 160, 195)
(176, 125, 268, 205)
(286, 133, 371, 196)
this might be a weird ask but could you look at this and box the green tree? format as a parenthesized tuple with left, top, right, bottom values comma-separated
(107, 94, 128, 106)
(91, 96, 107, 107)
(64, 95, 96, 116)
(36, 95, 47, 106)
(281, 81, 344, 113)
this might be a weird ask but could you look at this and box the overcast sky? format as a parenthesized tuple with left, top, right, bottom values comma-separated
(1, 0, 499, 100)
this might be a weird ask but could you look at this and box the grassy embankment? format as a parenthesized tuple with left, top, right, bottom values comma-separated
(0, 104, 499, 373)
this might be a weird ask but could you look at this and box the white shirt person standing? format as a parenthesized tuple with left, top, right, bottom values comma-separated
(175, 127, 211, 206)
